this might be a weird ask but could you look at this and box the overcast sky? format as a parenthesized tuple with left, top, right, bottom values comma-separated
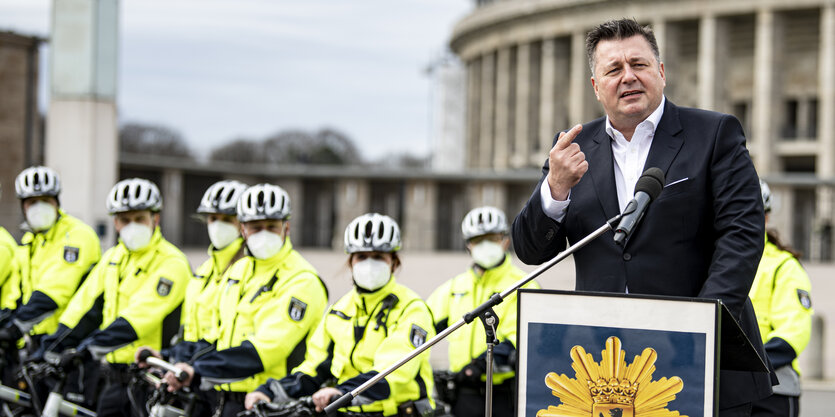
(1, 0, 472, 161)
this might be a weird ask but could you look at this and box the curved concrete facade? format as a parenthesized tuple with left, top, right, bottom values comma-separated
(451, 0, 835, 261)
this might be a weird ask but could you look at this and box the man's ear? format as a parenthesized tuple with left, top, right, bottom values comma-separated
(153, 213, 161, 228)
(501, 236, 511, 251)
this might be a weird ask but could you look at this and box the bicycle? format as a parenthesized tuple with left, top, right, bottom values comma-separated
(132, 349, 198, 417)
(236, 397, 317, 417)
(20, 352, 97, 417)
(0, 342, 96, 417)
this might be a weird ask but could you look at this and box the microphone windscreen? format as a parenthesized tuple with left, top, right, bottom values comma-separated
(634, 167, 665, 200)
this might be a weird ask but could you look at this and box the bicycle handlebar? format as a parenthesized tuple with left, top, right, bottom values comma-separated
(145, 356, 188, 382)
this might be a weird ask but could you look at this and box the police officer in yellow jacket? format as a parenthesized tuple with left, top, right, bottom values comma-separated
(0, 167, 100, 384)
(0, 181, 20, 322)
(39, 178, 190, 417)
(427, 206, 540, 417)
(161, 184, 328, 417)
(165, 180, 248, 364)
(0, 224, 18, 317)
(244, 213, 436, 417)
(750, 180, 813, 417)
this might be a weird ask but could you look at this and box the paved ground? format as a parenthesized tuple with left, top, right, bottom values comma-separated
(800, 381, 835, 416)
(185, 247, 835, 413)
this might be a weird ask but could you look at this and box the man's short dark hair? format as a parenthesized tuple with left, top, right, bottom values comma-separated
(586, 18, 660, 74)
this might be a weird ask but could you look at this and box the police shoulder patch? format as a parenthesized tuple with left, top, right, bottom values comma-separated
(410, 324, 428, 348)
(797, 289, 812, 309)
(63, 246, 80, 263)
(289, 297, 307, 322)
(157, 277, 174, 297)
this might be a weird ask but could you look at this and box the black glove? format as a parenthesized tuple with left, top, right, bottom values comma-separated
(58, 348, 91, 370)
(455, 359, 486, 387)
(0, 325, 22, 342)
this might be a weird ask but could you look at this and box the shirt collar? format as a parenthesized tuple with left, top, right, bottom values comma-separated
(605, 96, 666, 139)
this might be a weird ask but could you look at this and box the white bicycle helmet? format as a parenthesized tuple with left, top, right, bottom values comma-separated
(760, 179, 772, 213)
(198, 180, 248, 215)
(344, 213, 401, 254)
(15, 166, 61, 199)
(237, 184, 291, 222)
(107, 178, 162, 214)
(461, 206, 509, 240)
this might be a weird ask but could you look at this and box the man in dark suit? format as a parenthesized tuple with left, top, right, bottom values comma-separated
(511, 18, 772, 417)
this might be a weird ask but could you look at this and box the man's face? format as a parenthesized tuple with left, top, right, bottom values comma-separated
(241, 219, 287, 239)
(591, 35, 666, 130)
(207, 213, 239, 228)
(21, 196, 58, 212)
(114, 210, 156, 233)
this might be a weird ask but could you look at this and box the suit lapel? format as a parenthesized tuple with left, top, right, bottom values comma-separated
(587, 122, 620, 221)
(644, 99, 684, 180)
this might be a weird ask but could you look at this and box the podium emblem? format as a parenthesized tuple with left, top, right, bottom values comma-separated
(537, 336, 686, 417)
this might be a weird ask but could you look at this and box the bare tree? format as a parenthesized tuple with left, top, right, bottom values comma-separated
(211, 128, 363, 165)
(209, 138, 266, 163)
(120, 122, 192, 158)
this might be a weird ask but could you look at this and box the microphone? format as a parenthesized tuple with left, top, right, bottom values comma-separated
(613, 167, 665, 245)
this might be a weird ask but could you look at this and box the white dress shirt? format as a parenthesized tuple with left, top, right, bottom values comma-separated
(540, 97, 666, 222)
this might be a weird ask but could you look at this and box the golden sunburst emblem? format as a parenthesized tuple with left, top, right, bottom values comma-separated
(537, 336, 688, 417)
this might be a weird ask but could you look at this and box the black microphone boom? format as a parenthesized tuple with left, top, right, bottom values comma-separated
(613, 167, 665, 245)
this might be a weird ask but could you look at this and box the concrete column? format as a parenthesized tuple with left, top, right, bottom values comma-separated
(466, 59, 481, 169)
(698, 14, 719, 111)
(816, 5, 835, 261)
(652, 18, 667, 62)
(332, 179, 370, 248)
(479, 52, 496, 169)
(539, 38, 557, 159)
(752, 9, 778, 174)
(160, 169, 184, 246)
(819, 5, 835, 178)
(655, 19, 681, 100)
(494, 47, 512, 170)
(402, 181, 437, 251)
(273, 178, 303, 246)
(569, 30, 588, 125)
(513, 43, 531, 169)
(466, 182, 508, 212)
(45, 0, 119, 245)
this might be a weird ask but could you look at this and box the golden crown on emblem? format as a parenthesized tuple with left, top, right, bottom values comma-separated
(537, 336, 687, 417)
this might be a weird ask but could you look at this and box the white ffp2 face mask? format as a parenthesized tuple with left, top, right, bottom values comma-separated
(246, 230, 285, 260)
(352, 258, 392, 291)
(120, 222, 154, 251)
(208, 221, 240, 249)
(470, 240, 506, 269)
(25, 201, 58, 232)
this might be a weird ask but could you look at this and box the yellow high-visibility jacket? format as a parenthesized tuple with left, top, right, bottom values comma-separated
(0, 227, 19, 313)
(193, 239, 328, 394)
(15, 211, 100, 335)
(57, 227, 190, 364)
(262, 277, 435, 417)
(750, 236, 813, 377)
(427, 255, 539, 384)
(182, 238, 244, 344)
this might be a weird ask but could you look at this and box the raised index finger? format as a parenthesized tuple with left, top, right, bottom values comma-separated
(554, 124, 583, 150)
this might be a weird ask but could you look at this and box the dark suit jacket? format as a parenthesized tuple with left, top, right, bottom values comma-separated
(512, 99, 772, 408)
